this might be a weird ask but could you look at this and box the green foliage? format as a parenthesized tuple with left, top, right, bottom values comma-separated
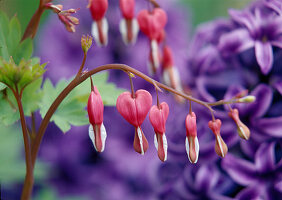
(0, 124, 48, 184)
(0, 10, 33, 63)
(39, 72, 125, 133)
(0, 57, 46, 90)
(34, 187, 89, 200)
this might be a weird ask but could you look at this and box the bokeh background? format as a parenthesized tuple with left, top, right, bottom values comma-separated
(1, 0, 281, 199)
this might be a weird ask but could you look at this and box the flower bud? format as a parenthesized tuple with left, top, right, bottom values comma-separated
(228, 108, 250, 140)
(116, 89, 152, 155)
(81, 35, 93, 53)
(149, 102, 169, 162)
(208, 119, 228, 158)
(238, 95, 256, 103)
(185, 112, 199, 163)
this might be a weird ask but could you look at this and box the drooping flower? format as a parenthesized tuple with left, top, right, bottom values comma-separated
(185, 111, 199, 164)
(89, 0, 109, 46)
(208, 119, 228, 158)
(87, 85, 107, 152)
(137, 8, 167, 74)
(116, 89, 152, 155)
(119, 0, 139, 45)
(149, 102, 169, 162)
(162, 45, 183, 102)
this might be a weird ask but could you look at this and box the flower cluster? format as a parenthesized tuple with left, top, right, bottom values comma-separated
(88, 0, 183, 97)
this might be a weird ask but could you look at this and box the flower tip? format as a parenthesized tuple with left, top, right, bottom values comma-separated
(154, 133, 168, 162)
(237, 124, 250, 140)
(134, 127, 149, 155)
(185, 136, 199, 164)
(81, 34, 93, 53)
(215, 135, 228, 158)
(238, 95, 256, 103)
(89, 124, 107, 152)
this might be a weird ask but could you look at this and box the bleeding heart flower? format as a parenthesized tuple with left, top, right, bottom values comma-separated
(137, 8, 167, 40)
(89, 0, 109, 46)
(185, 112, 199, 163)
(162, 45, 183, 102)
(228, 108, 250, 140)
(87, 85, 107, 152)
(149, 102, 169, 162)
(116, 89, 152, 155)
(148, 40, 161, 75)
(138, 8, 167, 74)
(208, 119, 228, 158)
(119, 0, 139, 45)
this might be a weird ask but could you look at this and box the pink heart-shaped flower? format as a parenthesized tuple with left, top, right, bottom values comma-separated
(149, 102, 169, 134)
(89, 0, 108, 21)
(116, 89, 152, 127)
(137, 8, 167, 40)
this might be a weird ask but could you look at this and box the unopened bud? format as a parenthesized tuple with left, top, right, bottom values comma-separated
(81, 35, 93, 53)
(228, 109, 250, 140)
(238, 95, 256, 103)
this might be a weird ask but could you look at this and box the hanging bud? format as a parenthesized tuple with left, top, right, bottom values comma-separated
(119, 0, 139, 45)
(116, 90, 152, 155)
(208, 119, 228, 158)
(185, 112, 199, 163)
(228, 108, 250, 140)
(87, 85, 107, 152)
(137, 8, 167, 75)
(89, 0, 109, 46)
(162, 46, 184, 102)
(149, 102, 169, 162)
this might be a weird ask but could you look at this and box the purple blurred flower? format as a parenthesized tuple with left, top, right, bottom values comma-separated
(157, 164, 234, 200)
(264, 0, 282, 15)
(218, 7, 282, 74)
(222, 142, 282, 200)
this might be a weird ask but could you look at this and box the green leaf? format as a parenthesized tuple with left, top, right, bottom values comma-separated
(0, 124, 49, 184)
(0, 82, 6, 91)
(21, 78, 43, 115)
(39, 72, 125, 133)
(34, 187, 89, 200)
(0, 9, 33, 63)
(0, 10, 10, 60)
(0, 92, 19, 126)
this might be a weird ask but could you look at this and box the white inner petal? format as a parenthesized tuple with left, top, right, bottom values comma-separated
(216, 135, 225, 157)
(239, 126, 247, 139)
(185, 137, 192, 163)
(131, 18, 139, 44)
(163, 69, 171, 86)
(100, 123, 107, 152)
(151, 40, 159, 69)
(137, 127, 144, 155)
(147, 60, 154, 76)
(194, 136, 199, 163)
(172, 67, 182, 91)
(119, 18, 128, 44)
(154, 134, 158, 150)
(101, 18, 109, 46)
(162, 134, 168, 161)
(91, 18, 108, 47)
(88, 124, 97, 151)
